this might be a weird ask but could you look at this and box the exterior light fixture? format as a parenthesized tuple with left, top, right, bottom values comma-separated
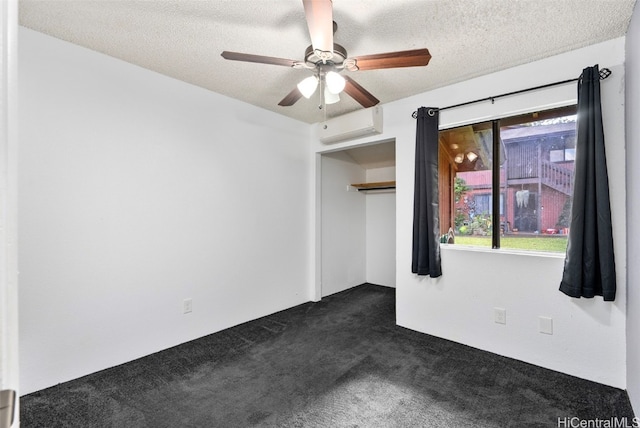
(466, 151, 479, 162)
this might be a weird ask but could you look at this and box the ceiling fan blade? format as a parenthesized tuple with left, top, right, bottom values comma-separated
(343, 76, 380, 108)
(350, 48, 432, 71)
(278, 87, 304, 106)
(302, 0, 334, 59)
(221, 51, 302, 68)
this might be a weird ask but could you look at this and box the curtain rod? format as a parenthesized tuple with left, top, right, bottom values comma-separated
(411, 67, 612, 118)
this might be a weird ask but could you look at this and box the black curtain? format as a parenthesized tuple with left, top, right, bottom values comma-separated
(559, 65, 616, 301)
(412, 107, 442, 277)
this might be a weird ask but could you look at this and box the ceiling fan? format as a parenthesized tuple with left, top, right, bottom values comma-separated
(221, 0, 431, 109)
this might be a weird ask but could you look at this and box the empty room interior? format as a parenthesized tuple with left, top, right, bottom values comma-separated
(2, 0, 640, 426)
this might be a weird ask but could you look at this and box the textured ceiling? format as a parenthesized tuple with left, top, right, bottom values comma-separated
(19, 0, 637, 124)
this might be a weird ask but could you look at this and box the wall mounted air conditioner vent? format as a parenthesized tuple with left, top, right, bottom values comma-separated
(317, 106, 383, 144)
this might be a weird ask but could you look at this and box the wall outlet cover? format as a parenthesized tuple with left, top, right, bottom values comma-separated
(183, 298, 193, 314)
(539, 316, 553, 335)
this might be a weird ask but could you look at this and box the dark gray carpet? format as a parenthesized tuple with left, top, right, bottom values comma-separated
(21, 284, 634, 427)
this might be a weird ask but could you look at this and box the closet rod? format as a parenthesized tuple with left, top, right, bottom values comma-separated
(411, 67, 611, 118)
(356, 186, 395, 192)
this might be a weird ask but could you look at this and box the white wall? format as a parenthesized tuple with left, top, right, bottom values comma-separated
(19, 28, 311, 395)
(312, 38, 628, 388)
(0, 0, 20, 421)
(365, 166, 396, 287)
(625, 2, 640, 412)
(320, 151, 366, 296)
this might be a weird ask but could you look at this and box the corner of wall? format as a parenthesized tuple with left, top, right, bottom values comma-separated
(625, 1, 640, 414)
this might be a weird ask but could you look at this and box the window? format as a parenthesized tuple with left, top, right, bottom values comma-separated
(439, 106, 576, 252)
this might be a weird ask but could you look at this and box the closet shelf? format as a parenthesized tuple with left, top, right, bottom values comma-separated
(350, 181, 396, 191)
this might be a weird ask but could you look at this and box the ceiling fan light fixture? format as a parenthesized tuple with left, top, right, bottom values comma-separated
(221, 0, 432, 112)
(297, 75, 319, 99)
(466, 151, 479, 162)
(324, 87, 340, 104)
(325, 71, 346, 94)
(454, 153, 464, 164)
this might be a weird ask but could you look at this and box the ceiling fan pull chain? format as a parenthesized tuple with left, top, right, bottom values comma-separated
(319, 75, 327, 122)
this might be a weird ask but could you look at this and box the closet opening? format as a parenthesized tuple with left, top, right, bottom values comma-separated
(319, 139, 396, 298)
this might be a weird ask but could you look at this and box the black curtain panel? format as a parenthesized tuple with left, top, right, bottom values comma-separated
(559, 65, 616, 301)
(412, 107, 442, 277)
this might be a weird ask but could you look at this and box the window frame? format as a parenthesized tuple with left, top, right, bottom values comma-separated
(439, 104, 578, 250)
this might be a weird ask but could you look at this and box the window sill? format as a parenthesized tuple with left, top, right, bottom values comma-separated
(440, 243, 565, 259)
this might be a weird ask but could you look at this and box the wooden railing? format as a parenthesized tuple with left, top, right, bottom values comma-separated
(506, 147, 574, 196)
(540, 160, 574, 195)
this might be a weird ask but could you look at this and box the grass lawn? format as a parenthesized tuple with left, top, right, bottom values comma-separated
(454, 235, 568, 253)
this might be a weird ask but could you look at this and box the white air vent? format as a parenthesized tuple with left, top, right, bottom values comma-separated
(317, 106, 383, 144)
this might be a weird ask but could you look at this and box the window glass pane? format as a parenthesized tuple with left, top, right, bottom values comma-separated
(499, 112, 575, 253)
(438, 106, 575, 252)
(439, 122, 493, 247)
(564, 148, 575, 161)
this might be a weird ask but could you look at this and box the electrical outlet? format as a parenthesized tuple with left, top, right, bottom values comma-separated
(494, 307, 506, 325)
(539, 316, 553, 335)
(183, 298, 193, 314)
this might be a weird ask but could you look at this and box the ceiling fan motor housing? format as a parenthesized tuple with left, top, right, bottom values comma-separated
(304, 43, 348, 68)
